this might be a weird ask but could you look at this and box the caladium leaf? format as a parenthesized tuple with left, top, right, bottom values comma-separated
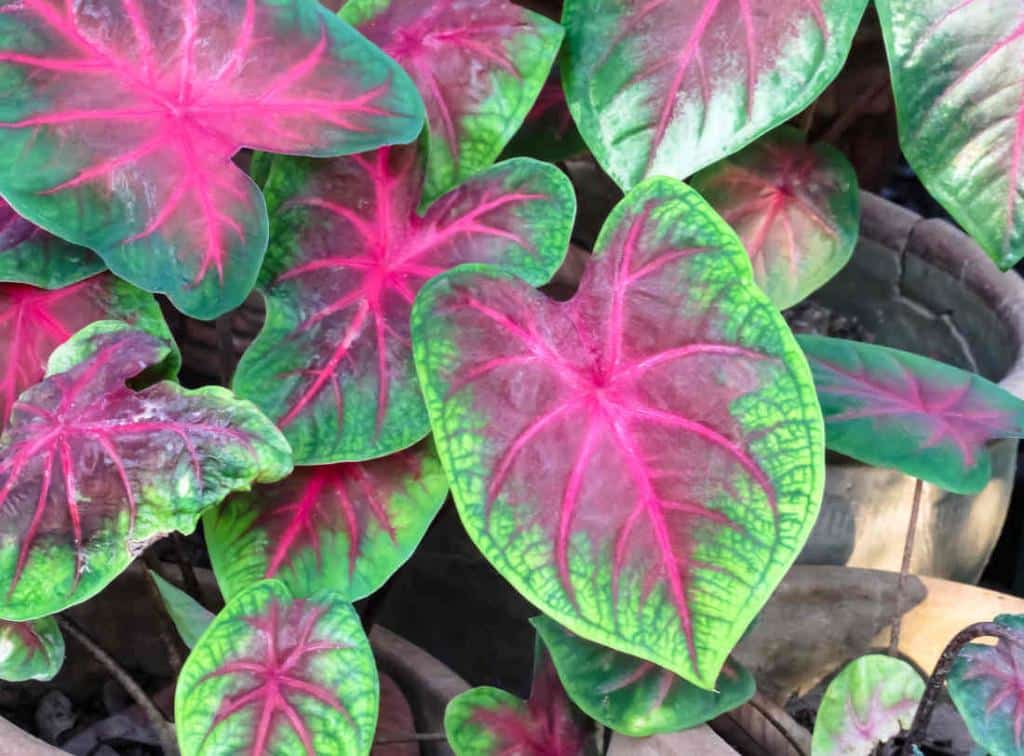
(204, 440, 447, 602)
(876, 0, 1024, 269)
(811, 654, 924, 756)
(0, 198, 104, 288)
(234, 146, 574, 463)
(561, 0, 868, 189)
(0, 322, 292, 621)
(949, 614, 1024, 755)
(444, 644, 594, 756)
(0, 274, 176, 432)
(413, 177, 825, 688)
(341, 0, 564, 201)
(0, 616, 63, 682)
(503, 69, 587, 163)
(175, 579, 377, 756)
(0, 0, 425, 319)
(531, 615, 754, 737)
(690, 126, 860, 310)
(149, 570, 214, 649)
(798, 335, 1024, 495)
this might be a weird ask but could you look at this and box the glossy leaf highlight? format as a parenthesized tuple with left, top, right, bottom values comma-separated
(234, 146, 574, 463)
(150, 570, 214, 649)
(413, 177, 825, 688)
(799, 335, 1024, 495)
(0, 198, 104, 288)
(176, 579, 377, 756)
(690, 126, 859, 309)
(0, 616, 64, 682)
(0, 322, 292, 621)
(561, 0, 868, 188)
(0, 0, 424, 318)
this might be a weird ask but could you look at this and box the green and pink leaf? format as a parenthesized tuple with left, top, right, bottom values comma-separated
(0, 616, 63, 682)
(0, 198, 104, 288)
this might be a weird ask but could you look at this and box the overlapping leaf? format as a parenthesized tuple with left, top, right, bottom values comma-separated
(812, 654, 924, 755)
(413, 178, 824, 688)
(532, 615, 754, 737)
(876, 0, 1024, 269)
(0, 198, 103, 288)
(561, 0, 867, 189)
(799, 335, 1024, 495)
(0, 617, 63, 682)
(150, 570, 213, 649)
(176, 579, 377, 756)
(342, 0, 564, 200)
(690, 126, 859, 309)
(0, 0, 424, 319)
(0, 274, 175, 432)
(234, 146, 574, 463)
(205, 441, 447, 602)
(0, 322, 292, 621)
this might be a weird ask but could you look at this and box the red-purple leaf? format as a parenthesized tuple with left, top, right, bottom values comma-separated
(0, 322, 292, 621)
(412, 177, 824, 688)
(342, 0, 564, 200)
(0, 197, 104, 288)
(0, 0, 424, 319)
(234, 145, 574, 463)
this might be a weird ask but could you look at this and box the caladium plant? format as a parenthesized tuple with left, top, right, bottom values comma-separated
(150, 570, 214, 649)
(0, 198, 104, 289)
(0, 616, 64, 682)
(0, 0, 425, 319)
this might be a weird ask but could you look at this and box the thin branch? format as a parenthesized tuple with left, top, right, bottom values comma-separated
(890, 478, 925, 655)
(818, 77, 889, 145)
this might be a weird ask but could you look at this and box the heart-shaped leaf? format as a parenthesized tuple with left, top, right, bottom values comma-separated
(341, 0, 564, 201)
(234, 146, 574, 463)
(949, 614, 1024, 755)
(0, 0, 424, 319)
(0, 322, 292, 621)
(413, 177, 824, 688)
(531, 615, 754, 737)
(0, 275, 176, 433)
(204, 441, 447, 602)
(175, 579, 377, 756)
(798, 335, 1024, 495)
(812, 654, 924, 756)
(0, 198, 104, 289)
(690, 126, 859, 309)
(876, 0, 1024, 269)
(149, 570, 213, 649)
(0, 616, 63, 682)
(561, 0, 868, 189)
(503, 69, 587, 163)
(444, 643, 593, 756)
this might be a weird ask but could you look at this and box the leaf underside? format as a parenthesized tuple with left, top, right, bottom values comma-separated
(0, 616, 64, 682)
(0, 197, 105, 288)
(149, 570, 214, 649)
(413, 177, 824, 688)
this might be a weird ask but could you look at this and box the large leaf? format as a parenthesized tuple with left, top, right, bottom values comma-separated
(444, 643, 593, 756)
(413, 177, 825, 689)
(0, 197, 104, 288)
(0, 0, 424, 319)
(690, 126, 859, 309)
(341, 0, 564, 201)
(204, 440, 447, 602)
(150, 570, 214, 649)
(561, 0, 868, 189)
(234, 146, 574, 463)
(0, 616, 63, 682)
(876, 0, 1024, 269)
(175, 579, 377, 756)
(811, 654, 924, 755)
(531, 615, 754, 737)
(0, 322, 292, 621)
(0, 274, 175, 432)
(798, 335, 1024, 495)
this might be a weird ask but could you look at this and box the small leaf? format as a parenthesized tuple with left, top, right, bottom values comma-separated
(561, 0, 868, 189)
(531, 615, 754, 737)
(175, 579, 378, 756)
(0, 322, 292, 621)
(204, 440, 448, 602)
(0, 198, 104, 288)
(149, 570, 213, 649)
(0, 0, 424, 319)
(811, 654, 924, 756)
(502, 67, 587, 163)
(0, 616, 63, 682)
(798, 335, 1024, 495)
(413, 177, 825, 688)
(342, 0, 564, 201)
(690, 126, 860, 309)
(234, 145, 574, 463)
